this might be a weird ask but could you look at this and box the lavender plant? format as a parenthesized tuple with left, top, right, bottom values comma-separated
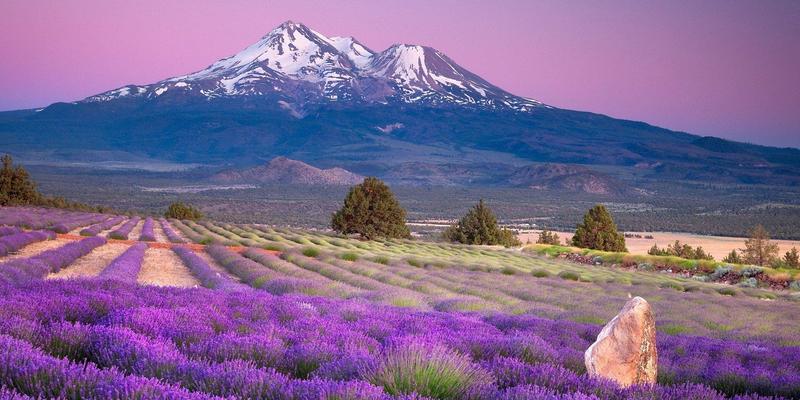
(98, 242, 146, 283)
(108, 217, 141, 240)
(138, 218, 156, 242)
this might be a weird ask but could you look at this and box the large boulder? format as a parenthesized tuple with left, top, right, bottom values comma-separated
(584, 296, 658, 387)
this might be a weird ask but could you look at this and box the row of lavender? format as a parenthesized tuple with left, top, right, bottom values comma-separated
(0, 277, 796, 399)
(0, 207, 186, 244)
(0, 207, 107, 233)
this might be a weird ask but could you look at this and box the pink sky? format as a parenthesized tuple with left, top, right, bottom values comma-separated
(1, 0, 798, 147)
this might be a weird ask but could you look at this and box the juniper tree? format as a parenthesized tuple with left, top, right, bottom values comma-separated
(165, 202, 204, 220)
(784, 247, 799, 269)
(331, 177, 410, 240)
(571, 204, 627, 252)
(536, 229, 561, 245)
(0, 154, 41, 206)
(443, 199, 521, 247)
(741, 225, 779, 266)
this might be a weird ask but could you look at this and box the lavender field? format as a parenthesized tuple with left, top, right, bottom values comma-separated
(0, 206, 798, 399)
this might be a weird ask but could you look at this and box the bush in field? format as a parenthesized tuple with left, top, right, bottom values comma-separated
(366, 339, 491, 399)
(443, 200, 521, 247)
(331, 177, 410, 240)
(741, 225, 779, 266)
(571, 204, 626, 252)
(784, 247, 799, 269)
(164, 202, 203, 220)
(536, 229, 561, 245)
(723, 249, 742, 264)
(648, 240, 714, 260)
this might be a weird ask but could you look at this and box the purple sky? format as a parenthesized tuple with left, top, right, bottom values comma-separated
(1, 0, 798, 147)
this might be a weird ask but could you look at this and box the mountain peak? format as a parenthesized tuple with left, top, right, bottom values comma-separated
(85, 21, 542, 110)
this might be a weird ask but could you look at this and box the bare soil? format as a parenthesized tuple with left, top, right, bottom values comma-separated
(152, 220, 169, 243)
(48, 243, 130, 279)
(101, 218, 129, 238)
(1, 239, 72, 261)
(137, 247, 200, 287)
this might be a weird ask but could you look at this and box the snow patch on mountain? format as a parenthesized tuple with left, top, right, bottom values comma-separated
(84, 21, 542, 111)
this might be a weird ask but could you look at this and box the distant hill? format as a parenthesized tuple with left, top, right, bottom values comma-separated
(211, 157, 363, 186)
(507, 163, 628, 195)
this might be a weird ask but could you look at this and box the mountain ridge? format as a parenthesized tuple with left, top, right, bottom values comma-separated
(1, 20, 798, 190)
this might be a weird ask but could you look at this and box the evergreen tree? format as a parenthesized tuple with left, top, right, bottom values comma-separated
(723, 249, 742, 264)
(571, 204, 627, 252)
(443, 199, 521, 247)
(536, 229, 561, 245)
(784, 247, 799, 269)
(0, 154, 41, 206)
(741, 225, 779, 266)
(165, 202, 204, 220)
(331, 177, 410, 240)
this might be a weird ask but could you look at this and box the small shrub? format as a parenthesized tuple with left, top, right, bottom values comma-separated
(740, 266, 763, 278)
(372, 256, 390, 265)
(339, 252, 359, 261)
(789, 280, 800, 291)
(500, 266, 518, 275)
(164, 201, 203, 220)
(367, 340, 491, 399)
(301, 247, 320, 257)
(531, 269, 550, 278)
(708, 265, 733, 281)
(406, 258, 422, 268)
(637, 262, 654, 271)
(659, 281, 685, 292)
(262, 243, 286, 252)
(717, 287, 737, 296)
(738, 277, 758, 288)
(558, 271, 580, 281)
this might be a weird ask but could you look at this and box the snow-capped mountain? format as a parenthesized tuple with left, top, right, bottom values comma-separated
(85, 21, 541, 111)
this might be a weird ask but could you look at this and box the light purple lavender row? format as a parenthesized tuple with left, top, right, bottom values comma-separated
(108, 217, 140, 240)
(0, 226, 21, 237)
(160, 219, 185, 243)
(98, 243, 146, 283)
(206, 245, 280, 288)
(139, 218, 155, 242)
(0, 207, 71, 229)
(172, 246, 240, 290)
(0, 236, 105, 283)
(79, 216, 125, 237)
(0, 230, 55, 257)
(50, 213, 108, 234)
(0, 334, 210, 399)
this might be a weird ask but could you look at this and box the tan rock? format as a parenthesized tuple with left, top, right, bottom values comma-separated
(584, 296, 657, 387)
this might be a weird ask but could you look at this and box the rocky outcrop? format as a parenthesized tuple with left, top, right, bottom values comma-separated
(584, 296, 657, 387)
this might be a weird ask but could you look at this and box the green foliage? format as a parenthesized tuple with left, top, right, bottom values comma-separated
(741, 225, 779, 266)
(571, 204, 627, 252)
(0, 154, 41, 206)
(783, 247, 799, 269)
(164, 201, 204, 220)
(723, 249, 742, 264)
(659, 323, 692, 335)
(500, 266, 518, 275)
(442, 199, 521, 247)
(372, 256, 390, 265)
(367, 341, 491, 399)
(536, 229, 561, 245)
(717, 287, 738, 296)
(331, 177, 410, 240)
(339, 252, 359, 261)
(648, 241, 714, 260)
(531, 269, 550, 278)
(301, 247, 320, 257)
(558, 271, 580, 281)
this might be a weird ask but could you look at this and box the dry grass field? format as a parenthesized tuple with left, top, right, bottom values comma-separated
(518, 230, 800, 259)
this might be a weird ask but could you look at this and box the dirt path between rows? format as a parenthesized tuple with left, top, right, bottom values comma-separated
(138, 247, 200, 288)
(0, 238, 72, 261)
(48, 242, 131, 279)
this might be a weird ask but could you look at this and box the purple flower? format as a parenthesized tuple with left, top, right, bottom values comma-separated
(99, 242, 146, 283)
